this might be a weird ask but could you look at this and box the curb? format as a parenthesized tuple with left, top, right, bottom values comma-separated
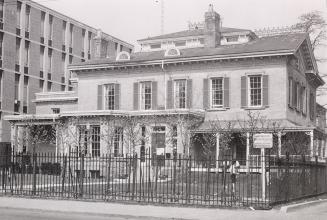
(280, 199, 327, 213)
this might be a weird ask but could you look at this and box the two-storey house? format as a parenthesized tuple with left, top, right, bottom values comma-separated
(5, 5, 326, 172)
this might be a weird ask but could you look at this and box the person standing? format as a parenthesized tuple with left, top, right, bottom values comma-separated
(230, 159, 240, 198)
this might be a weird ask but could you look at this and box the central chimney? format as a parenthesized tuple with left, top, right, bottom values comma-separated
(204, 4, 221, 48)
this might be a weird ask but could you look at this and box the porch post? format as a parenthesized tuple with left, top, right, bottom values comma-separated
(310, 130, 314, 158)
(277, 131, 282, 157)
(246, 132, 250, 173)
(11, 124, 17, 153)
(215, 133, 220, 170)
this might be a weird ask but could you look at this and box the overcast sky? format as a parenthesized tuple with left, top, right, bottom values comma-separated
(41, 0, 327, 103)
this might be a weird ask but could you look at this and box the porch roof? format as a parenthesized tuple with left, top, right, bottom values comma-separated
(193, 119, 316, 133)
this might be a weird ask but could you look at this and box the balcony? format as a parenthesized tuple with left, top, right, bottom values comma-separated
(16, 28, 21, 36)
(40, 36, 45, 44)
(34, 91, 78, 103)
(25, 31, 29, 39)
(48, 39, 52, 47)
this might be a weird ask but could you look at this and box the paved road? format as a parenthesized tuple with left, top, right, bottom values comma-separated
(0, 207, 173, 220)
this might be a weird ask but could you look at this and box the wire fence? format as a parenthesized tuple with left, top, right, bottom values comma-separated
(0, 152, 326, 208)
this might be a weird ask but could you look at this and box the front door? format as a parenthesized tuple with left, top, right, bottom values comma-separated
(151, 126, 166, 166)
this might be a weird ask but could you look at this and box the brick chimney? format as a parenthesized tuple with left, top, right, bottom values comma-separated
(94, 29, 108, 59)
(204, 4, 221, 48)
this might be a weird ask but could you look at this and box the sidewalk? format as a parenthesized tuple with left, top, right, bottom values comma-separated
(0, 196, 279, 220)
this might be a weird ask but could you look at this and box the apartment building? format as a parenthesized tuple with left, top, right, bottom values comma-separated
(5, 5, 327, 169)
(0, 0, 133, 147)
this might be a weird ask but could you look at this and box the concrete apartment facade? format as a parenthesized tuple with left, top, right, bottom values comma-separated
(0, 0, 133, 148)
(5, 5, 327, 173)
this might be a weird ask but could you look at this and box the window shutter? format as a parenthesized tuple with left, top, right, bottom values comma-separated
(114, 84, 120, 110)
(262, 75, 269, 107)
(187, 79, 193, 109)
(166, 80, 173, 109)
(292, 81, 297, 108)
(133, 82, 139, 110)
(97, 85, 103, 110)
(203, 78, 209, 109)
(241, 76, 247, 108)
(152, 81, 158, 110)
(224, 77, 230, 108)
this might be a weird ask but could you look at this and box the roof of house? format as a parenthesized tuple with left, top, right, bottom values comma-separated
(70, 33, 307, 68)
(137, 27, 252, 42)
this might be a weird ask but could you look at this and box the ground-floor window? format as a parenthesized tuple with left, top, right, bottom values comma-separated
(91, 125, 100, 157)
(114, 127, 123, 157)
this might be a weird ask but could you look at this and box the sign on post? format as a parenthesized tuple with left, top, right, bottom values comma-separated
(253, 133, 273, 149)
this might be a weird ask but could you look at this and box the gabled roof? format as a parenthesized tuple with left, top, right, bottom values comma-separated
(70, 33, 307, 68)
(138, 27, 251, 42)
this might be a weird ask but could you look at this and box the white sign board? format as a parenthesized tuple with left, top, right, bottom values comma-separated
(253, 133, 273, 149)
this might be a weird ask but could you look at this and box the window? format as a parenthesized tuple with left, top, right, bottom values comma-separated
(25, 5, 30, 31)
(24, 41, 29, 66)
(104, 84, 115, 110)
(140, 81, 152, 110)
(120, 44, 123, 52)
(48, 15, 53, 40)
(16, 38, 20, 64)
(40, 46, 44, 70)
(114, 127, 123, 157)
(248, 75, 262, 107)
(0, 32, 3, 57)
(39, 79, 44, 91)
(87, 32, 92, 53)
(23, 76, 28, 106)
(52, 108, 60, 114)
(62, 21, 66, 44)
(82, 29, 85, 51)
(16, 1, 21, 28)
(211, 78, 223, 108)
(14, 74, 20, 100)
(69, 24, 73, 47)
(47, 81, 52, 91)
(309, 93, 315, 120)
(78, 125, 88, 156)
(91, 125, 100, 157)
(48, 49, 52, 72)
(288, 78, 293, 107)
(0, 0, 4, 20)
(61, 53, 66, 72)
(174, 80, 186, 109)
(40, 11, 45, 36)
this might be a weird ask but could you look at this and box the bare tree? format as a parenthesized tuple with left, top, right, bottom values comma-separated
(294, 10, 327, 53)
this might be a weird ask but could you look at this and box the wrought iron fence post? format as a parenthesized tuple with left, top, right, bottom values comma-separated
(79, 154, 84, 198)
(315, 156, 318, 195)
(301, 155, 306, 196)
(61, 154, 67, 197)
(285, 152, 290, 202)
(32, 152, 37, 195)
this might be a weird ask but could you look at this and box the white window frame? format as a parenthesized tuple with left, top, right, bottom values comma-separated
(103, 84, 115, 110)
(174, 79, 187, 109)
(210, 77, 224, 108)
(140, 81, 152, 110)
(248, 75, 262, 107)
(91, 125, 101, 157)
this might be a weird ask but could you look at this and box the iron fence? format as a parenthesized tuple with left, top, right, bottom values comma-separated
(0, 152, 326, 208)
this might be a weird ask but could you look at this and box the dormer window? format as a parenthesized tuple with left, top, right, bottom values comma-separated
(164, 47, 180, 57)
(150, 44, 161, 49)
(116, 51, 130, 61)
(226, 36, 239, 42)
(175, 40, 186, 47)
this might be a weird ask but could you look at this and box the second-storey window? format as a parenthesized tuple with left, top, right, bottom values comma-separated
(104, 84, 115, 110)
(211, 78, 223, 108)
(248, 75, 262, 107)
(140, 81, 152, 110)
(174, 80, 186, 109)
